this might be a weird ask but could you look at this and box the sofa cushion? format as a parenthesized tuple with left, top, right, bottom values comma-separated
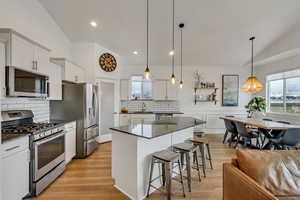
(236, 149, 300, 196)
(277, 197, 300, 200)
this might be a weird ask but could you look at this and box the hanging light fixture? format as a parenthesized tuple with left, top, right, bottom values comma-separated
(170, 0, 176, 84)
(144, 0, 150, 80)
(242, 37, 263, 93)
(179, 23, 184, 88)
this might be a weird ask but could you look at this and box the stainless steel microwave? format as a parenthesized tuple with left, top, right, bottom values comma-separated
(5, 66, 49, 97)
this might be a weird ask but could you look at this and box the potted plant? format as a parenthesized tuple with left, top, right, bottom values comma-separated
(245, 96, 266, 118)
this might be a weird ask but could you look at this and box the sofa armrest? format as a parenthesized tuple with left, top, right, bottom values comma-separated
(223, 163, 278, 200)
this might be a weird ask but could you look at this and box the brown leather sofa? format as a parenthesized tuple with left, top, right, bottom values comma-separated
(223, 150, 300, 200)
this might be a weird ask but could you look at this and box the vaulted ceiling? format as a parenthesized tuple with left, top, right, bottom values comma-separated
(39, 0, 300, 66)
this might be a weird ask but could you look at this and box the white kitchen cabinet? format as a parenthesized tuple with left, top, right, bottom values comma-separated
(153, 80, 167, 100)
(34, 45, 50, 74)
(0, 42, 5, 97)
(119, 114, 131, 126)
(120, 79, 130, 100)
(65, 121, 76, 164)
(10, 33, 36, 71)
(153, 79, 178, 100)
(0, 29, 51, 72)
(166, 81, 178, 100)
(47, 63, 62, 100)
(2, 136, 29, 200)
(51, 58, 86, 83)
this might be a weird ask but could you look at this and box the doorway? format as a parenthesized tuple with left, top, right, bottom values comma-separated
(98, 80, 115, 143)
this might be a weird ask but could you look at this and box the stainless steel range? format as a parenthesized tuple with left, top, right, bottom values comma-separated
(1, 110, 66, 196)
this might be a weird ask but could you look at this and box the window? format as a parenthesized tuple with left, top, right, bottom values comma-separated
(267, 69, 300, 114)
(131, 76, 152, 99)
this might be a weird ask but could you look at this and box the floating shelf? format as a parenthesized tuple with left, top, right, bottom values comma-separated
(194, 100, 217, 105)
(194, 88, 218, 105)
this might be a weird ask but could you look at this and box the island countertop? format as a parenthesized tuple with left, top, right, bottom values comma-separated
(110, 117, 205, 139)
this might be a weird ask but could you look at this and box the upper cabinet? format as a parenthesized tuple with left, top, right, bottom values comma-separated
(0, 29, 63, 99)
(120, 79, 131, 100)
(50, 58, 86, 83)
(153, 80, 167, 100)
(0, 29, 51, 72)
(47, 63, 62, 100)
(153, 79, 177, 100)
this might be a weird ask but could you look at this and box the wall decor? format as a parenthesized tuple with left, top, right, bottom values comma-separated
(222, 75, 239, 106)
(99, 53, 117, 72)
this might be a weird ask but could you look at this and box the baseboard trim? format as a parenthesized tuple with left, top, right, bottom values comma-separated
(113, 184, 136, 200)
(96, 134, 112, 143)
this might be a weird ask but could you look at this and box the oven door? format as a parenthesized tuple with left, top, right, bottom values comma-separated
(33, 132, 65, 181)
(6, 66, 49, 97)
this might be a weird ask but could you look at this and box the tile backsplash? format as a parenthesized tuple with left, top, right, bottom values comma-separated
(1, 98, 50, 122)
(121, 100, 179, 112)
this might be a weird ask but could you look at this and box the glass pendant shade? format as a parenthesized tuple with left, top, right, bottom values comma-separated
(242, 76, 263, 93)
(144, 66, 150, 80)
(171, 74, 176, 85)
(179, 80, 183, 88)
(242, 36, 264, 93)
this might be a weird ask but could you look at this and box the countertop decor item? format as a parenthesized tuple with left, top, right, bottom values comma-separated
(99, 53, 117, 72)
(222, 75, 239, 106)
(245, 96, 266, 118)
(242, 37, 263, 93)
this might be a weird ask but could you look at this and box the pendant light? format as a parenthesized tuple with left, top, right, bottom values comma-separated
(144, 0, 150, 80)
(170, 0, 176, 85)
(179, 23, 184, 88)
(242, 37, 263, 93)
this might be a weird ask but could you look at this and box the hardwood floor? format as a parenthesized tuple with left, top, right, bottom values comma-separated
(31, 134, 236, 200)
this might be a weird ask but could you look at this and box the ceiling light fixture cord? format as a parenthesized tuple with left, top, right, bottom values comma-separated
(250, 37, 254, 77)
(180, 27, 182, 81)
(147, 0, 149, 68)
(172, 0, 175, 74)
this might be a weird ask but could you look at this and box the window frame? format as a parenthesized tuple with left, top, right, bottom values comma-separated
(266, 71, 300, 114)
(130, 75, 153, 100)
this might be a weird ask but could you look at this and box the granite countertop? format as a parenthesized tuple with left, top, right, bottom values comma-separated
(110, 117, 205, 139)
(116, 111, 184, 115)
(2, 134, 29, 143)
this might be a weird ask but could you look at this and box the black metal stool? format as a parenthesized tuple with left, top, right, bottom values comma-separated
(172, 142, 201, 192)
(147, 150, 185, 200)
(189, 137, 213, 177)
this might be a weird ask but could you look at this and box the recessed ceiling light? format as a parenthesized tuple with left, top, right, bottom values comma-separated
(133, 51, 138, 55)
(90, 21, 97, 27)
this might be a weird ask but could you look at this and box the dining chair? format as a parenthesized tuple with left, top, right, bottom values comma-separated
(276, 121, 290, 124)
(223, 118, 238, 147)
(262, 118, 273, 121)
(259, 121, 291, 149)
(269, 128, 300, 150)
(234, 121, 260, 149)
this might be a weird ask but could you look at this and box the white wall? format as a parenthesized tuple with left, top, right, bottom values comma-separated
(120, 64, 251, 133)
(71, 43, 121, 83)
(0, 0, 71, 58)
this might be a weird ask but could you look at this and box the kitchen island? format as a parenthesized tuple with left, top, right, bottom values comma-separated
(110, 117, 205, 200)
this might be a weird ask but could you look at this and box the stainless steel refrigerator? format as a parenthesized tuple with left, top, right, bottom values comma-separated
(50, 82, 99, 158)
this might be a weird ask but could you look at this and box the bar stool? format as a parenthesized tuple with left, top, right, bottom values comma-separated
(147, 150, 185, 200)
(172, 142, 201, 192)
(189, 137, 213, 177)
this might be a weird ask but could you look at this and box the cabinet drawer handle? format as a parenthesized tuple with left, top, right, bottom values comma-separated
(5, 145, 20, 152)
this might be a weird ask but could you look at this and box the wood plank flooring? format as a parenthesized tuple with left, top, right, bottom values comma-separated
(30, 134, 236, 200)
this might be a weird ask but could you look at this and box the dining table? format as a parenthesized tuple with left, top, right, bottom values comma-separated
(219, 116, 300, 149)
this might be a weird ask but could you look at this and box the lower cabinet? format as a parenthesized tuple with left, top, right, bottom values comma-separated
(65, 121, 77, 164)
(2, 136, 29, 200)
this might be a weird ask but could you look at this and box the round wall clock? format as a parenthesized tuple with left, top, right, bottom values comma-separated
(99, 53, 117, 72)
